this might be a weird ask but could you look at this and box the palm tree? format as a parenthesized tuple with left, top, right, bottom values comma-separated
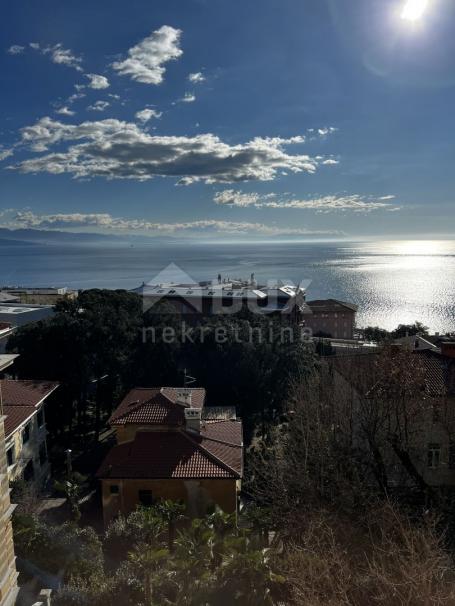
(128, 544, 168, 606)
(155, 500, 186, 552)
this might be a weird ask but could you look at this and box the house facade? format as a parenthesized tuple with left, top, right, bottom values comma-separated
(1, 380, 58, 489)
(330, 343, 455, 489)
(0, 287, 77, 306)
(0, 358, 18, 606)
(97, 387, 243, 526)
(304, 299, 358, 339)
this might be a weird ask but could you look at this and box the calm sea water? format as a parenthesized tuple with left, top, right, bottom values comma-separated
(1, 239, 454, 333)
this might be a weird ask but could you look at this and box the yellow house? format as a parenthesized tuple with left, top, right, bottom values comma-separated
(97, 387, 243, 526)
(1, 380, 59, 489)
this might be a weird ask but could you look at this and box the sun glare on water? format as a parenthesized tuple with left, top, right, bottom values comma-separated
(401, 0, 429, 21)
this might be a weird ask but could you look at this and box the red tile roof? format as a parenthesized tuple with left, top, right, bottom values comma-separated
(0, 380, 59, 407)
(97, 430, 241, 479)
(307, 299, 358, 313)
(331, 350, 455, 398)
(202, 420, 243, 446)
(110, 387, 206, 427)
(101, 386, 243, 480)
(3, 406, 36, 438)
(1, 379, 59, 437)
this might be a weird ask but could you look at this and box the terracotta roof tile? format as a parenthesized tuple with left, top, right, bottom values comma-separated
(3, 405, 36, 438)
(110, 387, 206, 426)
(97, 430, 239, 479)
(0, 380, 59, 407)
(202, 420, 243, 446)
(331, 350, 455, 397)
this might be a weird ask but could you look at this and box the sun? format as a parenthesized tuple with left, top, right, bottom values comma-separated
(401, 0, 429, 21)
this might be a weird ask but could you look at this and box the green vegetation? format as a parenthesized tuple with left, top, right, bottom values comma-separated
(14, 505, 283, 606)
(7, 289, 312, 445)
(362, 320, 430, 342)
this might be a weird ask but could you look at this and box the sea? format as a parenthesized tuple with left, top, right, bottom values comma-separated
(1, 238, 454, 333)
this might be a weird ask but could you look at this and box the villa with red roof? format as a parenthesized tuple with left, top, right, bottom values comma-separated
(97, 387, 243, 525)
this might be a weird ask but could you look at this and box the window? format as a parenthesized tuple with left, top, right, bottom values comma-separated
(37, 408, 44, 428)
(23, 460, 34, 481)
(6, 446, 14, 467)
(138, 490, 153, 507)
(110, 484, 120, 495)
(22, 423, 31, 444)
(39, 443, 47, 466)
(427, 443, 441, 469)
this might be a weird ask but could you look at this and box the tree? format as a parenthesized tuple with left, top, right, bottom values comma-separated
(155, 499, 186, 552)
(362, 326, 390, 342)
(391, 321, 429, 339)
(7, 289, 143, 445)
(128, 544, 168, 606)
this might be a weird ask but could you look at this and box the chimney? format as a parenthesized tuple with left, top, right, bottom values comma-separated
(184, 407, 202, 433)
(176, 388, 192, 407)
(441, 342, 455, 359)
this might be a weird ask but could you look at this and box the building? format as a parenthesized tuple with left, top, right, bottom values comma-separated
(0, 325, 14, 355)
(0, 303, 55, 329)
(132, 276, 306, 322)
(1, 380, 59, 489)
(0, 287, 77, 306)
(394, 333, 440, 352)
(304, 299, 358, 339)
(97, 387, 243, 526)
(0, 293, 18, 305)
(330, 343, 455, 489)
(0, 356, 19, 606)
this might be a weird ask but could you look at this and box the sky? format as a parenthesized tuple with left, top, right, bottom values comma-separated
(1, 0, 455, 239)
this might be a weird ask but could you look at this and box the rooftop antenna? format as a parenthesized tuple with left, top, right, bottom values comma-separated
(183, 369, 196, 387)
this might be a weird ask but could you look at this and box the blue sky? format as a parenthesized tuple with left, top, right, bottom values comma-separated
(1, 0, 455, 239)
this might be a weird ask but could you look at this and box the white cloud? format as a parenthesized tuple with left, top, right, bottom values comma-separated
(7, 45, 25, 55)
(135, 108, 162, 123)
(112, 25, 182, 85)
(188, 71, 205, 83)
(30, 42, 83, 71)
(55, 106, 76, 117)
(0, 149, 14, 161)
(317, 127, 338, 137)
(10, 117, 323, 184)
(214, 190, 401, 213)
(322, 158, 339, 165)
(179, 92, 196, 103)
(87, 100, 110, 112)
(67, 92, 86, 104)
(3, 209, 338, 237)
(213, 190, 262, 207)
(85, 73, 110, 89)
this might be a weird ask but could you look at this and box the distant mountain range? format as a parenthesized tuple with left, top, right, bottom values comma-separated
(0, 227, 174, 246)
